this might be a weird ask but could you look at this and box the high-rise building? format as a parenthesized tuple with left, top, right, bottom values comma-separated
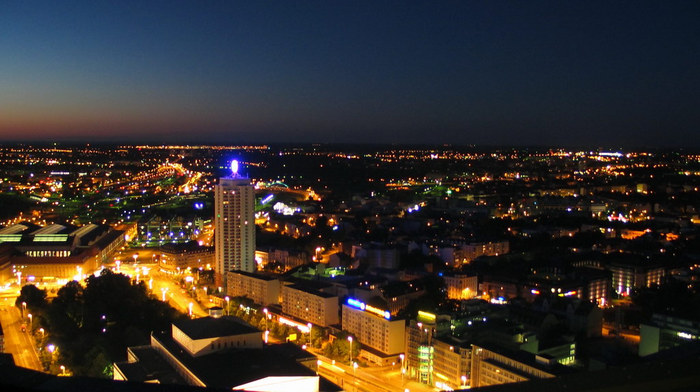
(215, 160, 255, 288)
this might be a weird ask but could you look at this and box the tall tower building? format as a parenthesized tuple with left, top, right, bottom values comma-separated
(215, 160, 256, 288)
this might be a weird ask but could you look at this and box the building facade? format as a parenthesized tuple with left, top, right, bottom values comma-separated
(469, 344, 556, 388)
(227, 270, 280, 306)
(215, 161, 256, 288)
(444, 274, 478, 300)
(341, 299, 405, 362)
(281, 284, 339, 327)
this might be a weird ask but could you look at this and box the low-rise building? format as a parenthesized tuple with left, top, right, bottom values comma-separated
(444, 274, 478, 300)
(113, 316, 324, 391)
(470, 344, 559, 388)
(639, 313, 700, 357)
(0, 223, 124, 284)
(159, 242, 214, 273)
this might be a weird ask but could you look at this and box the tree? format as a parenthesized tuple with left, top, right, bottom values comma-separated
(39, 270, 184, 378)
(16, 284, 48, 311)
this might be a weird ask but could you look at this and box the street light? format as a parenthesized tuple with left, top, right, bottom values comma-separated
(60, 365, 66, 376)
(461, 375, 467, 387)
(188, 302, 193, 318)
(161, 287, 168, 302)
(39, 328, 45, 338)
(27, 313, 32, 329)
(348, 336, 353, 364)
(21, 302, 26, 317)
(225, 296, 230, 315)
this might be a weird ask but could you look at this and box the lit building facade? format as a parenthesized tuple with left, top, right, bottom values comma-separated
(444, 274, 478, 300)
(432, 338, 471, 390)
(405, 318, 437, 385)
(215, 161, 256, 288)
(281, 284, 338, 327)
(227, 270, 280, 306)
(610, 261, 665, 296)
(0, 223, 124, 284)
(469, 344, 556, 388)
(639, 313, 700, 357)
(455, 241, 510, 265)
(341, 299, 405, 364)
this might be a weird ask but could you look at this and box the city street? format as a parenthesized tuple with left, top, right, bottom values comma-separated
(111, 260, 208, 318)
(313, 350, 437, 392)
(0, 304, 43, 371)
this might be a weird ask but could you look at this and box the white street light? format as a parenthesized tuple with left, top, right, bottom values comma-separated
(348, 336, 353, 364)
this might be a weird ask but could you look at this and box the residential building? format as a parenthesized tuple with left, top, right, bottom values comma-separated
(281, 283, 339, 327)
(341, 298, 405, 364)
(227, 270, 280, 306)
(215, 161, 255, 288)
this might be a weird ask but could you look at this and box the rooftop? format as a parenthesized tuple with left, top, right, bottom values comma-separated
(173, 316, 259, 340)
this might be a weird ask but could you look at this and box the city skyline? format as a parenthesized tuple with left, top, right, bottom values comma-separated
(1, 1, 699, 147)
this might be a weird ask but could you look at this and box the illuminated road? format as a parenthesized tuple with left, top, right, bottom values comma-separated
(110, 260, 208, 318)
(150, 272, 208, 317)
(0, 304, 43, 371)
(314, 352, 436, 392)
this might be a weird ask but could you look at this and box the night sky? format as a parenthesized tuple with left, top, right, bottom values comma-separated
(1, 1, 699, 147)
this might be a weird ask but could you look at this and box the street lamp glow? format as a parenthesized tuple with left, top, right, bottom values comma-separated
(348, 336, 353, 364)
(188, 302, 193, 317)
(47, 344, 55, 353)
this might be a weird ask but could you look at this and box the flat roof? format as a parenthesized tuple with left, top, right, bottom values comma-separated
(173, 316, 260, 340)
(229, 269, 279, 281)
(152, 331, 321, 389)
(285, 284, 337, 298)
(32, 224, 67, 235)
(0, 224, 29, 235)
